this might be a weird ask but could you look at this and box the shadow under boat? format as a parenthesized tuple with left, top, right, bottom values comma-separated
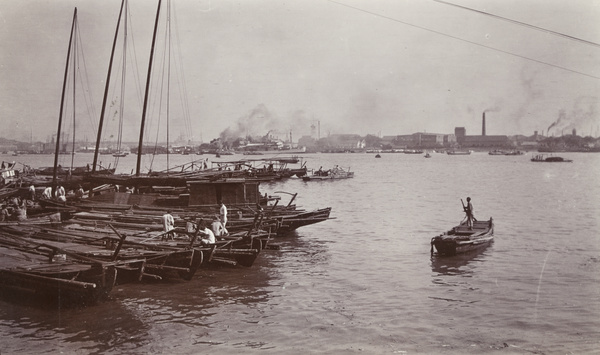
(430, 245, 493, 276)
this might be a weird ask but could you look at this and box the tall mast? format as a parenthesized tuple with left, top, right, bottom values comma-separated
(136, 0, 162, 176)
(70, 26, 77, 173)
(53, 7, 78, 195)
(93, 0, 125, 173)
(166, 1, 171, 175)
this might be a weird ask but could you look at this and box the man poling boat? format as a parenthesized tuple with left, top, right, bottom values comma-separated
(461, 197, 476, 230)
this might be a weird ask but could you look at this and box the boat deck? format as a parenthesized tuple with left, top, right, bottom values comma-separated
(451, 220, 492, 235)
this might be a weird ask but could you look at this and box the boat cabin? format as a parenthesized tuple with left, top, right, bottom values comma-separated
(187, 179, 260, 206)
(0, 161, 18, 187)
(86, 178, 261, 208)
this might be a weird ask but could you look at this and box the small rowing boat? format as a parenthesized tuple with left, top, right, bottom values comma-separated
(431, 218, 494, 256)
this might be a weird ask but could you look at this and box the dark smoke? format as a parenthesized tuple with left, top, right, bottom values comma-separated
(547, 109, 565, 133)
(219, 104, 313, 145)
(547, 98, 598, 135)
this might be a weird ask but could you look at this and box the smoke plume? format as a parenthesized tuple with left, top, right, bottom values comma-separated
(547, 97, 598, 135)
(219, 104, 313, 145)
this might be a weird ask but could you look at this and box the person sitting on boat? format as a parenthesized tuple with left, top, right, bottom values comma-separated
(197, 219, 216, 245)
(162, 210, 175, 240)
(75, 185, 85, 201)
(464, 197, 476, 230)
(211, 215, 228, 238)
(0, 204, 10, 222)
(14, 201, 27, 221)
(316, 166, 323, 176)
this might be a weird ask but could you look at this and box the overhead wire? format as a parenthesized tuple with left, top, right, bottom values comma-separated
(325, 0, 600, 80)
(433, 0, 600, 49)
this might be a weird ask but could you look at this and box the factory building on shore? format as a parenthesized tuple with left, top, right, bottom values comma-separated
(455, 112, 511, 148)
(382, 112, 511, 149)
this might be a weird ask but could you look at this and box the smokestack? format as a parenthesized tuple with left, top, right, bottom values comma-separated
(482, 112, 486, 136)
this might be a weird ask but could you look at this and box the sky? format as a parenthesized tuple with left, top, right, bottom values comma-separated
(1, 0, 599, 146)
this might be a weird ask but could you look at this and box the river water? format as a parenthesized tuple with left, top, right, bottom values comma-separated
(1, 151, 599, 354)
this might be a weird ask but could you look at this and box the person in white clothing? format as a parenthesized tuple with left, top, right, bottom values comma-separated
(219, 201, 228, 226)
(28, 185, 36, 200)
(198, 219, 215, 244)
(56, 186, 66, 202)
(42, 187, 53, 200)
(162, 210, 175, 239)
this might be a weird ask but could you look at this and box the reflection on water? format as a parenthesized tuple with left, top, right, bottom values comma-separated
(0, 297, 149, 354)
(0, 224, 332, 353)
(430, 244, 494, 277)
(2, 152, 600, 354)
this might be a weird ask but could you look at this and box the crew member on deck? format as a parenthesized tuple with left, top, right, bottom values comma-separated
(42, 186, 53, 200)
(0, 204, 10, 222)
(211, 215, 228, 238)
(198, 219, 216, 245)
(162, 210, 175, 239)
(464, 197, 476, 230)
(14, 200, 27, 221)
(56, 185, 66, 202)
(28, 184, 36, 201)
(75, 185, 85, 201)
(219, 201, 228, 227)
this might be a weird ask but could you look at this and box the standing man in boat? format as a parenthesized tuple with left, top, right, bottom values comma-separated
(162, 210, 175, 239)
(28, 184, 36, 201)
(219, 201, 228, 227)
(464, 197, 476, 230)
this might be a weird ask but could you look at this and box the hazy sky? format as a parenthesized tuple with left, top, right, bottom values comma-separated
(1, 0, 599, 145)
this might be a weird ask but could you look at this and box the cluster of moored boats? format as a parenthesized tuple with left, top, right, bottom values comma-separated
(0, 157, 333, 306)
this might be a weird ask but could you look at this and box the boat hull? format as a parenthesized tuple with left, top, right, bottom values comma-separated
(302, 172, 354, 181)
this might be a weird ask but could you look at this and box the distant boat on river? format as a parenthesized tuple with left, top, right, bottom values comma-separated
(531, 154, 572, 163)
(303, 165, 354, 181)
(447, 150, 471, 155)
(488, 149, 505, 155)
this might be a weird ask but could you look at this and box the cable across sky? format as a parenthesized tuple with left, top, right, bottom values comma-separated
(326, 0, 600, 80)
